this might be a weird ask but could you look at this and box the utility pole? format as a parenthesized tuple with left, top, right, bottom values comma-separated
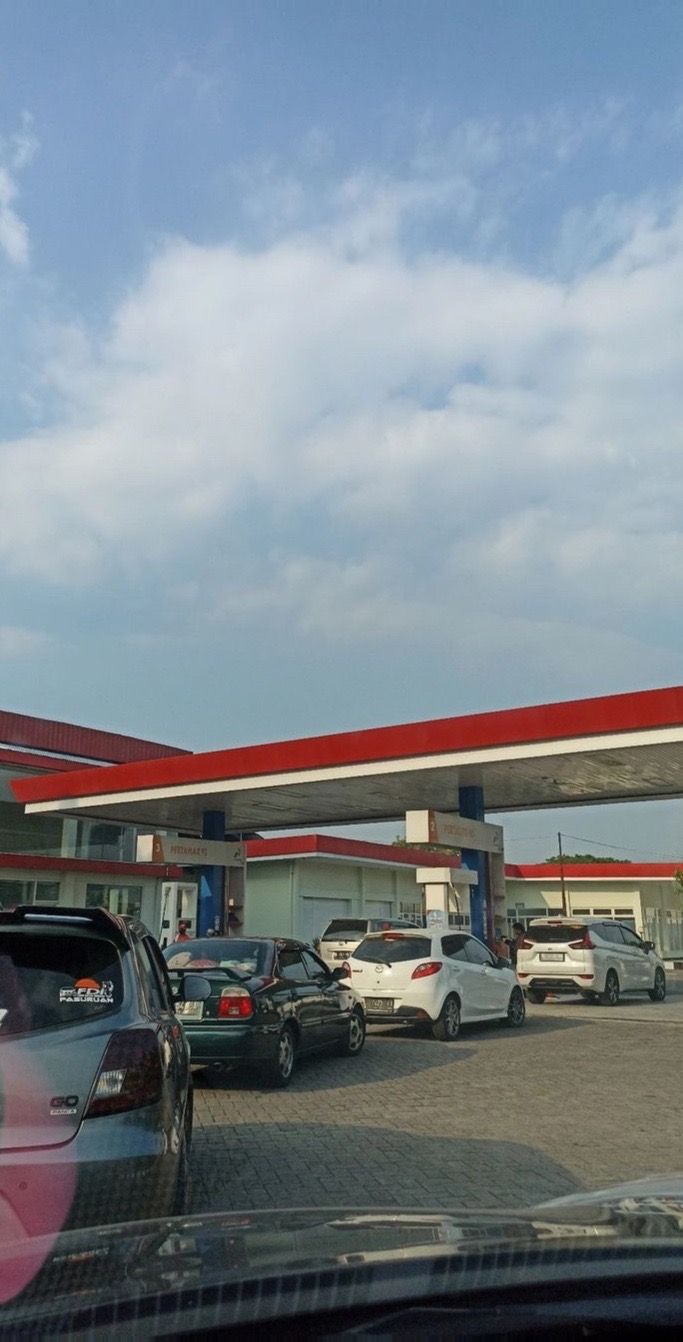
(558, 831, 568, 915)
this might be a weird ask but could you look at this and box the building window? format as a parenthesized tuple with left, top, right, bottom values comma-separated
(86, 884, 143, 919)
(34, 881, 60, 904)
(0, 878, 61, 908)
(0, 879, 30, 909)
(399, 900, 423, 923)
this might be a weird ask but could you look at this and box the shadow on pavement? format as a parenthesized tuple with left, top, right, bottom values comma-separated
(190, 1122, 583, 1216)
(194, 1033, 477, 1093)
(371, 1012, 588, 1041)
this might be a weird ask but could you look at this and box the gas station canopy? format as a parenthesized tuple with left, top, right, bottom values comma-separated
(12, 685, 683, 834)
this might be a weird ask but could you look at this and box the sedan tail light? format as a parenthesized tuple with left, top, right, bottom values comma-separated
(217, 986, 254, 1019)
(411, 961, 443, 980)
(568, 932, 594, 950)
(85, 1029, 162, 1118)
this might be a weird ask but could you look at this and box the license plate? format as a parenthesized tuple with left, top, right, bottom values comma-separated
(177, 1001, 204, 1020)
(540, 952, 565, 962)
(365, 997, 394, 1013)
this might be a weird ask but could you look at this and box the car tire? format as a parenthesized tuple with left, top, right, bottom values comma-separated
(432, 994, 461, 1042)
(526, 988, 547, 1004)
(336, 1006, 366, 1056)
(505, 986, 526, 1027)
(601, 969, 620, 1006)
(261, 1023, 297, 1088)
(648, 967, 667, 1002)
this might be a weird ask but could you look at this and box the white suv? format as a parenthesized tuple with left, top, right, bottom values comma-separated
(344, 928, 525, 1040)
(516, 918, 667, 1006)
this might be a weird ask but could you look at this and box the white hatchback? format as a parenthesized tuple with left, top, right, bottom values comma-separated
(516, 918, 667, 1005)
(343, 928, 525, 1040)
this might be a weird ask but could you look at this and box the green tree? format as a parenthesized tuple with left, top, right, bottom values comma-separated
(544, 852, 628, 864)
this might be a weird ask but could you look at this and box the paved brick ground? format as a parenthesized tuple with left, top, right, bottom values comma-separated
(191, 988, 683, 1216)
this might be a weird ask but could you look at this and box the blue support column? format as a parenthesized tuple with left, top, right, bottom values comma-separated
(459, 785, 487, 943)
(198, 810, 225, 936)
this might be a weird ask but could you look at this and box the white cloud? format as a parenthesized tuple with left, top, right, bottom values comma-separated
(0, 113, 37, 266)
(0, 625, 48, 658)
(2, 146, 683, 687)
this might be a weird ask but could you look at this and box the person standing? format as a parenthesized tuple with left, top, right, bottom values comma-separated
(508, 922, 526, 966)
(174, 920, 192, 943)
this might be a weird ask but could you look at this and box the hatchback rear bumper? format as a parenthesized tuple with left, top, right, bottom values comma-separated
(363, 1005, 429, 1024)
(0, 1108, 180, 1235)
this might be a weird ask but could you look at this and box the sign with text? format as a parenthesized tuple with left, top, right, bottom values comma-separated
(136, 834, 245, 867)
(405, 810, 503, 854)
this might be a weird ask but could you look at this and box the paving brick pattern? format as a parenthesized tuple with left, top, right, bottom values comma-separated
(191, 991, 683, 1216)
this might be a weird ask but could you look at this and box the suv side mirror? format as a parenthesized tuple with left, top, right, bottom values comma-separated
(331, 966, 350, 981)
(178, 973, 212, 1002)
(496, 955, 511, 969)
(644, 940, 655, 952)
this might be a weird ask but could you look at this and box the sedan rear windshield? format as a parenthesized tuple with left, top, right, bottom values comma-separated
(0, 931, 123, 1036)
(164, 938, 271, 978)
(525, 923, 587, 943)
(353, 936, 431, 964)
(321, 920, 368, 939)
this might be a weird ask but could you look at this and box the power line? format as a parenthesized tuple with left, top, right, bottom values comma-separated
(558, 831, 683, 863)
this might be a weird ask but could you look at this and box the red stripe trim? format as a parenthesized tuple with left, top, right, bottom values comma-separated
(0, 853, 184, 878)
(0, 709, 188, 764)
(12, 684, 683, 807)
(245, 835, 461, 866)
(506, 862, 682, 879)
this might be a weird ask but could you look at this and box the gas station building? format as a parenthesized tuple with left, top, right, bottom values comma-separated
(6, 686, 683, 959)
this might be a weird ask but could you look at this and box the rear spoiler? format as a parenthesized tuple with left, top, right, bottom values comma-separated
(0, 904, 130, 950)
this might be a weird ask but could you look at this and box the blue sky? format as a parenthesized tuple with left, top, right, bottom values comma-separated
(2, 1, 683, 859)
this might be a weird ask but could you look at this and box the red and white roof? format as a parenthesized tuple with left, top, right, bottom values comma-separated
(12, 685, 683, 833)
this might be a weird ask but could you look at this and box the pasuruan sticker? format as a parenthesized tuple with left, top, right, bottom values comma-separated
(59, 978, 114, 1004)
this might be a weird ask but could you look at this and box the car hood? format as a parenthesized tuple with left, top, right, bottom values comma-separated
(3, 1176, 683, 1333)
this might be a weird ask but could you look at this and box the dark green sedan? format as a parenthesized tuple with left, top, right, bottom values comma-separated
(163, 937, 366, 1087)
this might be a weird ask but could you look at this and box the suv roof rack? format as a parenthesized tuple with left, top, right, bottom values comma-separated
(0, 904, 130, 949)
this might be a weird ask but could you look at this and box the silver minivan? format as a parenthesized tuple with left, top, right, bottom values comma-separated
(516, 917, 667, 1005)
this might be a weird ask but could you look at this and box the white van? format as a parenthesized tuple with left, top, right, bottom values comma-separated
(317, 916, 422, 969)
(516, 917, 666, 1005)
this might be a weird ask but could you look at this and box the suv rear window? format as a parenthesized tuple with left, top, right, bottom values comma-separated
(321, 920, 368, 939)
(353, 935, 431, 964)
(0, 930, 123, 1036)
(525, 923, 588, 943)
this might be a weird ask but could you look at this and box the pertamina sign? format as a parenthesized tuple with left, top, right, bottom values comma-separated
(405, 810, 503, 854)
(136, 834, 245, 867)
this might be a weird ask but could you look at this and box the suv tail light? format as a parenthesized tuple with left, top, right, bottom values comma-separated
(568, 932, 594, 950)
(217, 986, 254, 1019)
(411, 961, 443, 980)
(85, 1029, 162, 1118)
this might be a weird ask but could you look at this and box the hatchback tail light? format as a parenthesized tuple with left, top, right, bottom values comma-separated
(217, 986, 254, 1019)
(341, 961, 351, 977)
(521, 939, 534, 949)
(85, 1029, 162, 1118)
(411, 961, 443, 980)
(568, 932, 594, 950)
